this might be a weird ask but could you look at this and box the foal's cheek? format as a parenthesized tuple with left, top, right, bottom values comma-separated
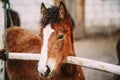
(57, 40, 64, 51)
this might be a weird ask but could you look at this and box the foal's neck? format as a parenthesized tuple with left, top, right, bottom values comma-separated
(61, 50, 76, 77)
(60, 63, 77, 77)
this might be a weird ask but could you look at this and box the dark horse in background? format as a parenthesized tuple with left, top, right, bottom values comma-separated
(114, 38, 120, 80)
(117, 38, 120, 66)
(1, 0, 20, 28)
(7, 9, 21, 28)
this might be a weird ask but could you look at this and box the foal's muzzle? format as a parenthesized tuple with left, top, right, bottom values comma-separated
(40, 65, 50, 77)
(37, 65, 52, 78)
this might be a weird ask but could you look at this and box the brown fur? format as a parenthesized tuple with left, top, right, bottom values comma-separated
(6, 27, 42, 80)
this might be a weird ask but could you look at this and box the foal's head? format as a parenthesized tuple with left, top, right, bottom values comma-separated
(37, 2, 75, 78)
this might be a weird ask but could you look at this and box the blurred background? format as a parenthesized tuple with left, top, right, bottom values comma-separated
(0, 0, 120, 80)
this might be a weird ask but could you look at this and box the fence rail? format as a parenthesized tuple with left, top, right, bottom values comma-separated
(7, 52, 120, 75)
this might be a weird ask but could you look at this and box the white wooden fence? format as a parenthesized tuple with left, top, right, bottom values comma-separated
(8, 52, 120, 75)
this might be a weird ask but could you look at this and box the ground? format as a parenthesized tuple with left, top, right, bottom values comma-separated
(74, 33, 120, 80)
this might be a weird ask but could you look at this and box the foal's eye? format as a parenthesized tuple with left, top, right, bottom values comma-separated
(58, 34, 64, 40)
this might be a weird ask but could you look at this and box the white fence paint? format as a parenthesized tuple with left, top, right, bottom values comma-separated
(8, 52, 120, 75)
(65, 56, 120, 75)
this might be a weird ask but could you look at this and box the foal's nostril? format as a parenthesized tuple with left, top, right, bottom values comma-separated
(36, 65, 39, 73)
(41, 65, 51, 77)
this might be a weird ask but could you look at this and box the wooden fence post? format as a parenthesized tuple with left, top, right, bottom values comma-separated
(74, 0, 85, 39)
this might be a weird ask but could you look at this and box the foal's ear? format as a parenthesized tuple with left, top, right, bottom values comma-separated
(59, 2, 67, 19)
(41, 3, 46, 14)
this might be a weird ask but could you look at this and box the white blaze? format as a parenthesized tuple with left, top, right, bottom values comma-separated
(38, 24, 54, 73)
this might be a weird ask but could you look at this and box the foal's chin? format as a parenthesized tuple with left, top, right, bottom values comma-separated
(39, 72, 53, 78)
